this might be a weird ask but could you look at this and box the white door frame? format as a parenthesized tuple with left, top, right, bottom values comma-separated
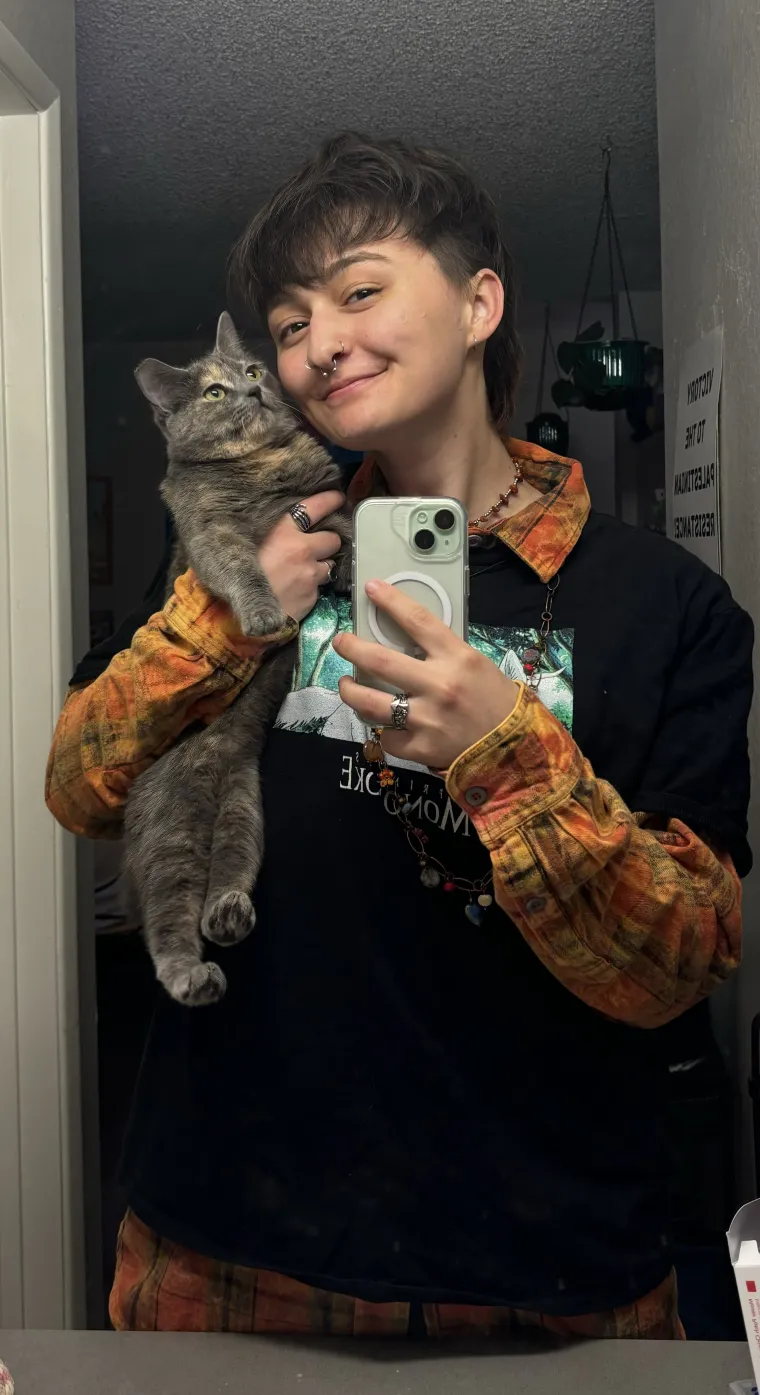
(0, 22, 84, 1327)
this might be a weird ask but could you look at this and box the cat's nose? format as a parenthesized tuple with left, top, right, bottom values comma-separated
(247, 385, 263, 400)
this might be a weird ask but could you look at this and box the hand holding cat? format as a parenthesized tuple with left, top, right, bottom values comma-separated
(259, 489, 345, 622)
(334, 580, 521, 771)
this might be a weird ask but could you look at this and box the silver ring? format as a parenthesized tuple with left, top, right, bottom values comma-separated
(321, 559, 337, 585)
(389, 691, 410, 731)
(305, 343, 344, 377)
(289, 502, 311, 533)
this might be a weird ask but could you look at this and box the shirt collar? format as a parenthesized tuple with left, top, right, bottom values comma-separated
(347, 437, 590, 583)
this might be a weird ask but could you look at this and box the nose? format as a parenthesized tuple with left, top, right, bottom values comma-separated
(247, 385, 262, 400)
(305, 331, 346, 377)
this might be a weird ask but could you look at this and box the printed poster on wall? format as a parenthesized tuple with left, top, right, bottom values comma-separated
(669, 325, 723, 574)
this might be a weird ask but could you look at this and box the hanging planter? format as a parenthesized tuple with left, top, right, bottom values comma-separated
(526, 303, 570, 455)
(551, 148, 662, 428)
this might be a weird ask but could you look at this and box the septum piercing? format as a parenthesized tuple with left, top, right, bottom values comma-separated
(305, 343, 344, 377)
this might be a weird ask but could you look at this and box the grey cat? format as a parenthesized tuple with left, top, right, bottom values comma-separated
(125, 312, 351, 1006)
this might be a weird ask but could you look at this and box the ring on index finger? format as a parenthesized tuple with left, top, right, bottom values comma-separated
(289, 502, 311, 534)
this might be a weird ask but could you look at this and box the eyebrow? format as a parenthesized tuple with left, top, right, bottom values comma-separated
(269, 252, 391, 313)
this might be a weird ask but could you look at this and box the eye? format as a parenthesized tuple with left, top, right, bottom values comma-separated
(245, 365, 263, 381)
(203, 384, 226, 400)
(279, 320, 308, 343)
(347, 287, 378, 304)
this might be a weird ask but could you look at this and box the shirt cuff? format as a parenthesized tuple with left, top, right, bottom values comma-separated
(163, 570, 298, 681)
(445, 684, 585, 849)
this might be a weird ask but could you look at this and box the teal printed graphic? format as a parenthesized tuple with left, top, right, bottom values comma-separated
(275, 596, 574, 760)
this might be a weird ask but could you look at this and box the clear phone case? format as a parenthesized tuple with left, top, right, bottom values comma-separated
(352, 496, 469, 695)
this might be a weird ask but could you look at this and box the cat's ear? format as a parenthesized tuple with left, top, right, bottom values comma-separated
(134, 359, 190, 414)
(216, 311, 245, 359)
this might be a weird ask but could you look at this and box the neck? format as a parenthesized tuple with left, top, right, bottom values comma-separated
(371, 373, 542, 523)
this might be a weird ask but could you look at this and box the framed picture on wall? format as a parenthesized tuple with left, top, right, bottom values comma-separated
(87, 475, 113, 585)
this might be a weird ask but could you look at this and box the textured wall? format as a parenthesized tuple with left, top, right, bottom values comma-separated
(655, 0, 760, 1195)
(76, 0, 661, 342)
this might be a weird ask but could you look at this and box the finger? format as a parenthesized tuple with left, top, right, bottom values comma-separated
(309, 530, 343, 561)
(299, 490, 346, 528)
(333, 629, 426, 690)
(365, 579, 459, 657)
(338, 675, 410, 727)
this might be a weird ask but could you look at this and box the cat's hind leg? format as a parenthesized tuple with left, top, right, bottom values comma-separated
(126, 739, 226, 1007)
(201, 760, 262, 947)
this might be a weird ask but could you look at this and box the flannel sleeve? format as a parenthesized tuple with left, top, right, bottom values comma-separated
(45, 569, 297, 838)
(446, 684, 743, 1029)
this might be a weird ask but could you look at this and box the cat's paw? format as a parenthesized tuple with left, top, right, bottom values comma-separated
(161, 960, 227, 1007)
(237, 602, 288, 638)
(202, 890, 256, 945)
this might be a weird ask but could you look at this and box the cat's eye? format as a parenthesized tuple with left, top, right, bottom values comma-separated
(203, 384, 226, 400)
(245, 366, 263, 381)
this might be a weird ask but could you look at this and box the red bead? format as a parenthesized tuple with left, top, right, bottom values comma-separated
(523, 662, 535, 675)
(444, 880, 456, 892)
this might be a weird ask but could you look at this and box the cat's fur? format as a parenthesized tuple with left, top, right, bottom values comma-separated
(125, 312, 351, 1006)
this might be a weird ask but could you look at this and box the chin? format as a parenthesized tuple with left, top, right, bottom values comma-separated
(320, 405, 413, 452)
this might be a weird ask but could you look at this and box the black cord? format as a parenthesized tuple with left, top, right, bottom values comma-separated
(534, 302, 550, 417)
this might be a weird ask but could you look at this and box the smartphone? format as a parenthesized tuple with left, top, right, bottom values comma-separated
(352, 496, 469, 695)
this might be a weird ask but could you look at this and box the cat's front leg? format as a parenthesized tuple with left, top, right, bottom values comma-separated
(187, 527, 287, 637)
(228, 570, 288, 638)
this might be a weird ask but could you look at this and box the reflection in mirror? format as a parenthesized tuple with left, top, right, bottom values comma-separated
(58, 0, 752, 1350)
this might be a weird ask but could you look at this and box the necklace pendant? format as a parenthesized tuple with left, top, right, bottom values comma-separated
(521, 644, 542, 685)
(465, 900, 485, 926)
(363, 738, 383, 763)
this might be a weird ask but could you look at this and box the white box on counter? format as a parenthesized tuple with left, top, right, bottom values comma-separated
(728, 1198, 760, 1391)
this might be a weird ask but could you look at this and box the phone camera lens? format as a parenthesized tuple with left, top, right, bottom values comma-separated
(434, 508, 455, 532)
(414, 528, 436, 551)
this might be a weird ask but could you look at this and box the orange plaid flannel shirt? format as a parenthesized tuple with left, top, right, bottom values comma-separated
(46, 439, 742, 1029)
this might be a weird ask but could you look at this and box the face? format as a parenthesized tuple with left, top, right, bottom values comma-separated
(268, 236, 488, 450)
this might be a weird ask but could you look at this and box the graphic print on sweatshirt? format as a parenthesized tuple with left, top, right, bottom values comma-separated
(274, 596, 574, 841)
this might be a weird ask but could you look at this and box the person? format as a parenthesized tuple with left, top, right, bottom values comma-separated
(47, 133, 752, 1340)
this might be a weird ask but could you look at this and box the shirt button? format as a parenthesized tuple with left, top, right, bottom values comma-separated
(525, 896, 547, 914)
(464, 786, 488, 808)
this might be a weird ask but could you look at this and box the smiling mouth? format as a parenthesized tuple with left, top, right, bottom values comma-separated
(325, 372, 383, 402)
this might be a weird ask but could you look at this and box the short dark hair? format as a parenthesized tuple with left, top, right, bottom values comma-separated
(229, 132, 522, 429)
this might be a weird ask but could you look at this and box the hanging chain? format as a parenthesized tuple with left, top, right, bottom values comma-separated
(534, 301, 551, 418)
(604, 152, 619, 339)
(522, 574, 561, 690)
(547, 321, 569, 422)
(574, 146, 639, 343)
